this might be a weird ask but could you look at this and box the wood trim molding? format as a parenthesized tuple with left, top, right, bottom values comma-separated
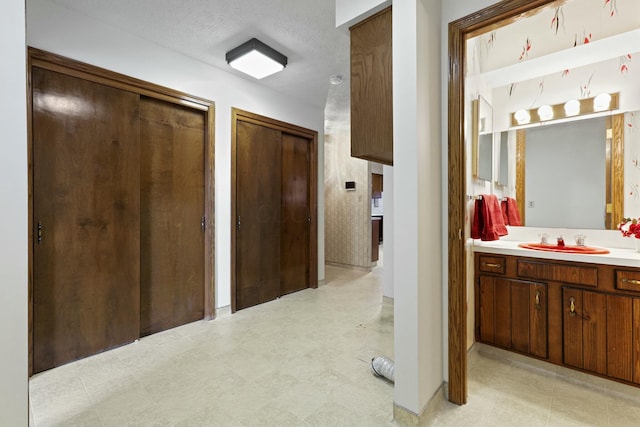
(447, 0, 556, 405)
(28, 47, 213, 111)
(27, 48, 216, 374)
(516, 130, 526, 225)
(611, 114, 625, 229)
(230, 108, 318, 314)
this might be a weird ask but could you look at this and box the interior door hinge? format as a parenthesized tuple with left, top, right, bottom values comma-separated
(37, 221, 43, 244)
(201, 216, 206, 231)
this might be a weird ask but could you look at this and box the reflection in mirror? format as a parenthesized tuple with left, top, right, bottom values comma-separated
(525, 117, 605, 229)
(497, 131, 509, 187)
(472, 96, 493, 182)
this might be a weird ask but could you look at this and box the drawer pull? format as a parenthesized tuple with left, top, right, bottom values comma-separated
(622, 278, 640, 286)
(534, 291, 541, 309)
(569, 297, 576, 317)
(483, 263, 502, 269)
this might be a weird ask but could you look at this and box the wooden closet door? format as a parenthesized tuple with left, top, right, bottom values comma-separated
(236, 121, 282, 310)
(140, 97, 205, 336)
(32, 67, 141, 373)
(281, 133, 310, 295)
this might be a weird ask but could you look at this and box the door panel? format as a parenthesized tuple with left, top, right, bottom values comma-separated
(281, 133, 310, 295)
(32, 67, 141, 373)
(494, 278, 511, 348)
(607, 294, 633, 381)
(140, 97, 205, 336)
(236, 121, 282, 310)
(510, 281, 530, 353)
(479, 276, 495, 343)
(563, 288, 583, 369)
(583, 290, 607, 375)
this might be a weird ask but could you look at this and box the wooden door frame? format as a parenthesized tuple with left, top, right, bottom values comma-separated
(231, 108, 318, 313)
(447, 0, 557, 405)
(27, 47, 216, 375)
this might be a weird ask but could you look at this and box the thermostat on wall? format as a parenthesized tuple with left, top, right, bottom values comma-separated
(345, 181, 356, 190)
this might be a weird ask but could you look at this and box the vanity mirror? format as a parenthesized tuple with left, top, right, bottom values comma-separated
(472, 95, 493, 182)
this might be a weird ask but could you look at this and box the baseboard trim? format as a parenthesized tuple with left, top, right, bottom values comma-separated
(392, 383, 446, 427)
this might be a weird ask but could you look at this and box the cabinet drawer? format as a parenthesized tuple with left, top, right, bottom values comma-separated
(478, 256, 506, 274)
(517, 260, 597, 287)
(616, 270, 640, 293)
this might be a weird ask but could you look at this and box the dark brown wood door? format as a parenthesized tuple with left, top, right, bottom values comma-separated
(280, 133, 310, 295)
(606, 294, 633, 382)
(563, 288, 607, 374)
(140, 97, 205, 336)
(236, 121, 282, 310)
(32, 67, 141, 373)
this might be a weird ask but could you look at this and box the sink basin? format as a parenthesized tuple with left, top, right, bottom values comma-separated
(518, 242, 610, 254)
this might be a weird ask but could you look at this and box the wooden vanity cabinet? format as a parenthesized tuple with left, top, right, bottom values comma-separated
(475, 253, 640, 387)
(477, 256, 548, 358)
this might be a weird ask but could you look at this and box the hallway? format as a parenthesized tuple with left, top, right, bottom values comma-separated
(29, 265, 394, 426)
(29, 264, 640, 426)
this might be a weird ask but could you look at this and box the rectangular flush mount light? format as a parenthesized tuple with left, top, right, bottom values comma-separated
(225, 38, 287, 79)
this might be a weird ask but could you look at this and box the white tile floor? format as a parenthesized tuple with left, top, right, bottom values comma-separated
(29, 261, 640, 427)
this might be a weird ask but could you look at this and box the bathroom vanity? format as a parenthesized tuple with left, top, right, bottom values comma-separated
(474, 243, 640, 386)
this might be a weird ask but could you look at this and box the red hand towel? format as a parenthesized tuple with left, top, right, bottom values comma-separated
(501, 197, 522, 226)
(471, 195, 508, 241)
(482, 194, 508, 240)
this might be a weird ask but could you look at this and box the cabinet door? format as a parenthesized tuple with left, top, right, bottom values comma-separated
(563, 288, 607, 374)
(479, 276, 511, 347)
(479, 276, 547, 357)
(607, 294, 633, 381)
(511, 281, 548, 358)
(350, 7, 393, 165)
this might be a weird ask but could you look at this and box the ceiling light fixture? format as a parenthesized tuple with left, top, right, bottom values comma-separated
(225, 38, 287, 79)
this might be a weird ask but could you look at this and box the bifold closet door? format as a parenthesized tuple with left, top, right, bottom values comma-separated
(281, 133, 310, 295)
(236, 121, 282, 310)
(32, 67, 141, 373)
(140, 97, 205, 336)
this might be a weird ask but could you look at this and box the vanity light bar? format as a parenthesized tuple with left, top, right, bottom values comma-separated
(510, 92, 619, 127)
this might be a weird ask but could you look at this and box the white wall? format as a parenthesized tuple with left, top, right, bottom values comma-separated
(0, 1, 28, 426)
(335, 0, 391, 28)
(392, 0, 443, 415)
(382, 165, 394, 298)
(27, 0, 326, 308)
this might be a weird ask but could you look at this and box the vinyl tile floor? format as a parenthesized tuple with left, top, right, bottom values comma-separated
(29, 262, 640, 427)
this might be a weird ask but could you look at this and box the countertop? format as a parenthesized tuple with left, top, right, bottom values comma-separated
(473, 239, 640, 268)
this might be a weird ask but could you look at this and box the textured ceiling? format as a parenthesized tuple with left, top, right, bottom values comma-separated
(50, 0, 351, 122)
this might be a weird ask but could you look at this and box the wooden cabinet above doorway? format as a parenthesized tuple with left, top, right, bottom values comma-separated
(350, 7, 393, 165)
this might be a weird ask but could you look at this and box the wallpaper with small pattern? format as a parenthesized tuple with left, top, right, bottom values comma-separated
(324, 130, 372, 268)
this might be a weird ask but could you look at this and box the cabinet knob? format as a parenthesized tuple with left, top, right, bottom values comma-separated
(483, 263, 501, 269)
(569, 297, 576, 317)
(534, 290, 541, 309)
